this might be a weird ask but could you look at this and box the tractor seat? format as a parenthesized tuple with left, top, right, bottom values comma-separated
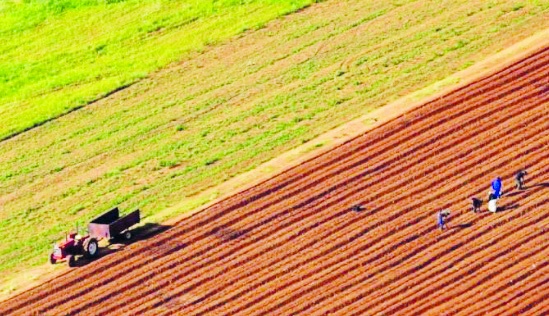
(74, 234, 82, 240)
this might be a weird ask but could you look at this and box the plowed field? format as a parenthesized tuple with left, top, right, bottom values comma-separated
(1, 46, 548, 316)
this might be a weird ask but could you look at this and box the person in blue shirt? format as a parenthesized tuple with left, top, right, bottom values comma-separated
(491, 177, 503, 198)
(437, 209, 450, 231)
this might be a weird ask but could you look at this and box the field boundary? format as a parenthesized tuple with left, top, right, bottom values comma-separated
(0, 82, 135, 143)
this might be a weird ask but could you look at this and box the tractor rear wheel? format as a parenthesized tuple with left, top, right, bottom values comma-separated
(67, 255, 75, 267)
(83, 238, 99, 259)
(123, 230, 132, 241)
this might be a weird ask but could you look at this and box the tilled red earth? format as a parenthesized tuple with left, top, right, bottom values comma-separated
(1, 47, 548, 316)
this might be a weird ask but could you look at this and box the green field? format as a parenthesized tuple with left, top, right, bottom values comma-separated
(0, 0, 315, 141)
(1, 0, 548, 295)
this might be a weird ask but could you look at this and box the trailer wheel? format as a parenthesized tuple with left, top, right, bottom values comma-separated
(83, 238, 99, 259)
(67, 255, 76, 267)
(123, 230, 132, 241)
(50, 254, 56, 265)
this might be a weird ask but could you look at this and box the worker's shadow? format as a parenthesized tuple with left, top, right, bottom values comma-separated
(497, 203, 519, 213)
(505, 191, 526, 198)
(505, 182, 548, 197)
(451, 223, 472, 230)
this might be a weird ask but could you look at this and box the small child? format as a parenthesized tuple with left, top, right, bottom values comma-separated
(437, 209, 451, 231)
(515, 169, 528, 190)
(471, 198, 482, 213)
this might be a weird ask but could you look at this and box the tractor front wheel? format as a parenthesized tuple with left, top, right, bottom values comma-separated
(50, 254, 56, 265)
(67, 255, 76, 267)
(83, 238, 99, 259)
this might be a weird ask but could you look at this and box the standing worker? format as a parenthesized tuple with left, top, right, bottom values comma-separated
(515, 169, 528, 190)
(491, 177, 503, 198)
(437, 209, 451, 231)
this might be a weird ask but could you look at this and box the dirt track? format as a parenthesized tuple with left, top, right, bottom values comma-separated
(1, 46, 548, 315)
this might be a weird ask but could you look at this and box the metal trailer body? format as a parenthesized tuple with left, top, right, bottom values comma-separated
(88, 207, 140, 240)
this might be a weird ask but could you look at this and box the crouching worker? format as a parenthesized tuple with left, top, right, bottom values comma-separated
(471, 197, 482, 213)
(515, 169, 527, 190)
(437, 209, 451, 231)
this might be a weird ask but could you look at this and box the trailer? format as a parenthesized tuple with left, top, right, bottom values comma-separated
(88, 207, 140, 241)
(50, 207, 140, 267)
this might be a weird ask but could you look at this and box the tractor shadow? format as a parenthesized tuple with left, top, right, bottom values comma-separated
(131, 222, 173, 241)
(106, 222, 172, 248)
(71, 223, 172, 267)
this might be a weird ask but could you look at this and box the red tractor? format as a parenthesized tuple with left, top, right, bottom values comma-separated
(50, 232, 99, 267)
(50, 207, 140, 267)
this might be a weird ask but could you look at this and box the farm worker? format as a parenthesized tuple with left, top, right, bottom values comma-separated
(515, 169, 528, 190)
(471, 197, 482, 213)
(437, 209, 450, 231)
(491, 177, 503, 198)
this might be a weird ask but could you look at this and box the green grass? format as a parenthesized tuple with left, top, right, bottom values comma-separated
(0, 0, 317, 141)
(1, 0, 548, 294)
